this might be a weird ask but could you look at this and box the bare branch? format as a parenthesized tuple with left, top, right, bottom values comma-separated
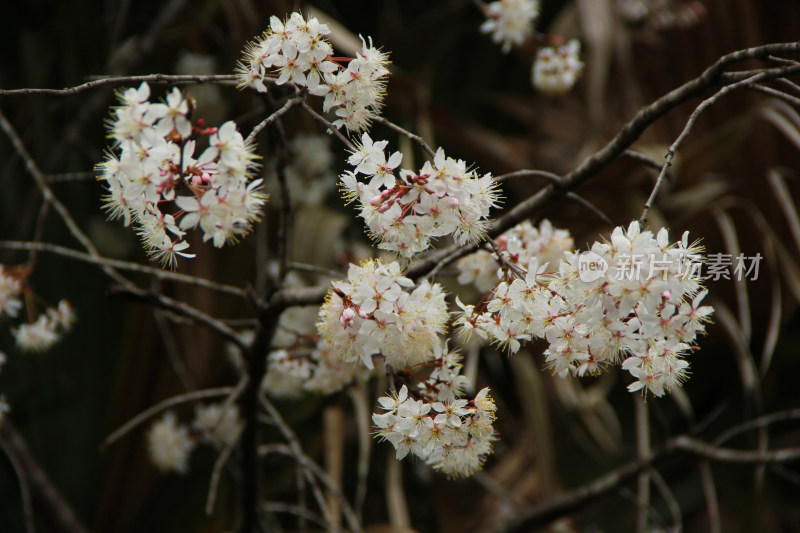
(748, 84, 800, 107)
(108, 284, 247, 349)
(494, 169, 562, 185)
(0, 110, 130, 286)
(373, 116, 436, 159)
(0, 436, 37, 533)
(300, 101, 357, 151)
(245, 95, 305, 146)
(0, 241, 250, 298)
(0, 74, 240, 97)
(102, 387, 234, 449)
(206, 428, 243, 515)
(1, 421, 89, 533)
(640, 69, 789, 226)
(507, 429, 800, 532)
(408, 42, 800, 279)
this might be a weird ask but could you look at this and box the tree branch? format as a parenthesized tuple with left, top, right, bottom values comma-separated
(407, 41, 800, 279)
(0, 241, 249, 298)
(0, 74, 240, 97)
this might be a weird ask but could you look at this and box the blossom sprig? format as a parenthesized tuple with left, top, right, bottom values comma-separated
(340, 133, 501, 257)
(236, 12, 391, 132)
(0, 265, 23, 319)
(455, 222, 714, 397)
(1, 265, 76, 353)
(373, 369, 497, 478)
(316, 259, 449, 370)
(97, 82, 266, 268)
(480, 0, 541, 53)
(532, 38, 584, 95)
(147, 404, 243, 473)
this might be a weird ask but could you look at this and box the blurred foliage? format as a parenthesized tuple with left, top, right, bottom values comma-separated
(2, 0, 800, 532)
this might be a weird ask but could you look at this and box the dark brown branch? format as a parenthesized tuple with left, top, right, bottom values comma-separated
(406, 41, 800, 279)
(507, 432, 800, 532)
(0, 422, 89, 533)
(108, 285, 246, 350)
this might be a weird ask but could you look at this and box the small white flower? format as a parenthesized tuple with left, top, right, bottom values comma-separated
(147, 412, 195, 474)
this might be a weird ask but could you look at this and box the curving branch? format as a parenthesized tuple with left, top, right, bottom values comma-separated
(506, 430, 800, 532)
(406, 42, 800, 279)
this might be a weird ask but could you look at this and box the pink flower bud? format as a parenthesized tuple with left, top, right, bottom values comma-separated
(340, 307, 356, 328)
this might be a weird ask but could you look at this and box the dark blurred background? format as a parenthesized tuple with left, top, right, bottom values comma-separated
(1, 0, 800, 532)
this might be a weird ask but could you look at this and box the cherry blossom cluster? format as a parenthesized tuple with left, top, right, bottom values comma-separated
(262, 306, 369, 398)
(340, 134, 500, 256)
(13, 300, 76, 353)
(147, 403, 243, 473)
(532, 39, 584, 95)
(373, 361, 497, 478)
(455, 222, 714, 397)
(316, 259, 449, 370)
(98, 82, 265, 268)
(1, 265, 76, 352)
(237, 12, 390, 132)
(480, 0, 540, 53)
(456, 219, 573, 292)
(0, 265, 23, 319)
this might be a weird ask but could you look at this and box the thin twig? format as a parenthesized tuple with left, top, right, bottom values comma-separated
(287, 262, 345, 279)
(699, 461, 720, 533)
(261, 396, 364, 533)
(245, 95, 305, 146)
(640, 70, 785, 226)
(0, 74, 240, 97)
(0, 241, 249, 298)
(261, 501, 346, 533)
(373, 116, 437, 159)
(712, 408, 800, 447)
(407, 43, 800, 279)
(205, 428, 243, 515)
(494, 169, 562, 184)
(0, 110, 129, 286)
(259, 404, 335, 530)
(565, 192, 615, 226)
(44, 171, 97, 183)
(635, 396, 650, 533)
(748, 84, 800, 107)
(507, 430, 800, 532)
(0, 437, 36, 533)
(265, 92, 293, 285)
(300, 101, 357, 151)
(108, 284, 247, 349)
(650, 468, 682, 533)
(0, 422, 90, 533)
(622, 150, 665, 172)
(102, 387, 234, 449)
